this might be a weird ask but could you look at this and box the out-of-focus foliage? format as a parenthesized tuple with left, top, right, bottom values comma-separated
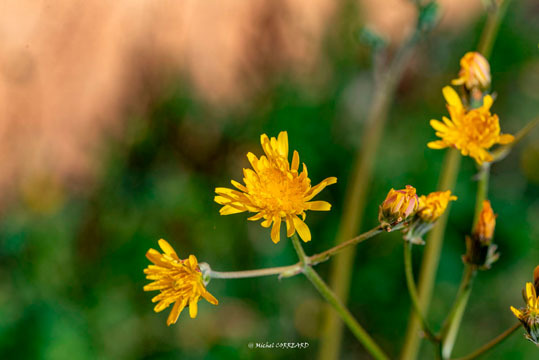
(1, 1, 539, 359)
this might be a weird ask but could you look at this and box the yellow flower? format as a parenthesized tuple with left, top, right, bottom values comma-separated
(379, 185, 419, 228)
(427, 86, 514, 164)
(417, 190, 457, 223)
(510, 282, 539, 344)
(452, 51, 491, 90)
(144, 239, 218, 325)
(474, 200, 496, 243)
(215, 131, 337, 243)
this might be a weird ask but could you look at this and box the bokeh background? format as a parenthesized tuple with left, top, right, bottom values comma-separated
(1, 0, 538, 359)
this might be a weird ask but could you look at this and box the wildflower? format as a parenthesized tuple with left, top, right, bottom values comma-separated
(144, 239, 218, 325)
(463, 200, 499, 269)
(417, 190, 457, 223)
(378, 185, 419, 231)
(214, 131, 337, 243)
(452, 52, 491, 90)
(427, 86, 514, 165)
(510, 282, 539, 345)
(403, 190, 457, 244)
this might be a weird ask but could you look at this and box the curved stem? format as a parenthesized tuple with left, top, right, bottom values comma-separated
(290, 233, 389, 360)
(451, 322, 521, 360)
(477, 0, 511, 58)
(403, 241, 439, 343)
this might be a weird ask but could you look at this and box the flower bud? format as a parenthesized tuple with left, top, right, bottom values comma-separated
(451, 51, 491, 90)
(534, 265, 539, 294)
(474, 200, 496, 244)
(378, 185, 419, 231)
(463, 200, 499, 269)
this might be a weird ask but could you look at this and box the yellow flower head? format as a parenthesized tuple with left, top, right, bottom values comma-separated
(379, 185, 419, 227)
(215, 131, 337, 243)
(510, 282, 539, 344)
(427, 86, 514, 164)
(452, 51, 491, 90)
(474, 200, 496, 243)
(144, 239, 218, 325)
(417, 190, 457, 223)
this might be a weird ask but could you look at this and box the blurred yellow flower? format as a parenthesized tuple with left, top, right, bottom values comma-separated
(427, 86, 514, 164)
(215, 131, 337, 243)
(144, 239, 218, 325)
(379, 185, 419, 228)
(474, 200, 496, 243)
(452, 51, 491, 90)
(417, 190, 457, 223)
(510, 282, 539, 344)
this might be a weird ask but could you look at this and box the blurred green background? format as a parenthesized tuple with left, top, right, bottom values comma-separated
(1, 1, 539, 359)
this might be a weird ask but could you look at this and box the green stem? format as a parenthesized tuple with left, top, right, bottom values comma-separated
(403, 241, 439, 343)
(309, 226, 383, 265)
(207, 226, 384, 280)
(451, 322, 521, 360)
(440, 265, 477, 358)
(472, 164, 490, 229)
(400, 149, 461, 360)
(207, 263, 301, 279)
(320, 16, 424, 360)
(477, 0, 511, 58)
(290, 233, 389, 360)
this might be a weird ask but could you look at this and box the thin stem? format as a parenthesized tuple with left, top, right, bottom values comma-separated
(207, 226, 384, 280)
(290, 233, 389, 360)
(403, 241, 439, 343)
(491, 116, 539, 162)
(440, 265, 477, 358)
(451, 322, 521, 360)
(401, 149, 461, 360)
(309, 226, 383, 265)
(477, 0, 511, 58)
(207, 263, 301, 279)
(472, 164, 490, 229)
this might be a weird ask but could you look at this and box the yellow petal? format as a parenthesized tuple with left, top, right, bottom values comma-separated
(292, 216, 311, 242)
(430, 120, 448, 132)
(427, 140, 447, 149)
(307, 201, 332, 211)
(510, 306, 522, 320)
(285, 216, 295, 237)
(482, 95, 493, 110)
(291, 150, 300, 172)
(271, 217, 282, 244)
(203, 291, 219, 305)
(498, 134, 514, 144)
(277, 131, 289, 158)
(219, 205, 246, 215)
(442, 86, 463, 109)
(189, 297, 199, 318)
(166, 300, 183, 326)
(158, 239, 177, 257)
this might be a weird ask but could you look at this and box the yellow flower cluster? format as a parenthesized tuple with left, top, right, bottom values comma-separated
(428, 86, 514, 164)
(215, 131, 337, 244)
(144, 239, 218, 325)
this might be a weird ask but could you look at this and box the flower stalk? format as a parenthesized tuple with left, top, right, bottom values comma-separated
(290, 234, 390, 360)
